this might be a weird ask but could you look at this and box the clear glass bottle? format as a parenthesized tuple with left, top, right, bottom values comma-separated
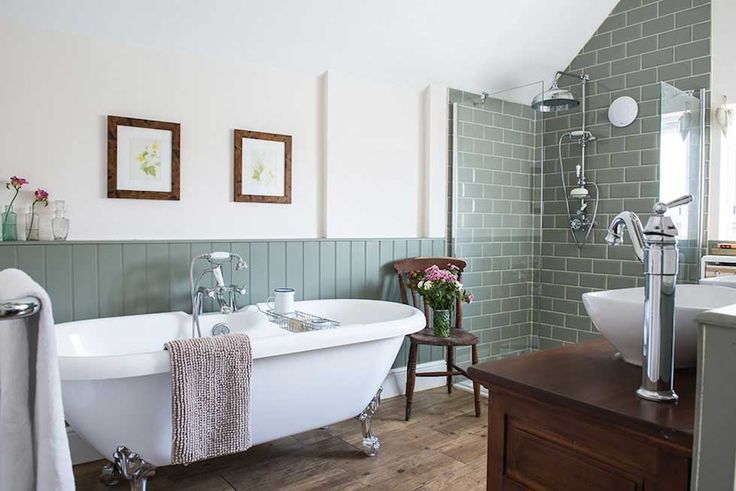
(52, 200, 70, 240)
(25, 205, 39, 241)
(1, 205, 17, 241)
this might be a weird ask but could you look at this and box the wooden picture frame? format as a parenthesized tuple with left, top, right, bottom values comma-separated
(107, 115, 181, 200)
(234, 129, 292, 204)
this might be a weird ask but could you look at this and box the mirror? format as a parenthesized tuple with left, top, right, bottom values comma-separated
(710, 97, 736, 241)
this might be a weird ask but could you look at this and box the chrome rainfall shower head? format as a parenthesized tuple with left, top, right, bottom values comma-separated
(531, 82, 580, 112)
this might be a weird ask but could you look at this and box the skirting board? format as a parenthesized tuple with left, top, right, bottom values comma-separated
(67, 359, 449, 465)
(380, 359, 448, 399)
(453, 378, 489, 398)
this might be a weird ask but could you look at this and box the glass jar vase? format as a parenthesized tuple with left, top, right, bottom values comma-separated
(25, 208, 39, 241)
(52, 200, 70, 240)
(432, 308, 451, 337)
(1, 205, 17, 241)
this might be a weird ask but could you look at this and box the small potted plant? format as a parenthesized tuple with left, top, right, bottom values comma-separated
(3, 176, 28, 241)
(410, 264, 474, 337)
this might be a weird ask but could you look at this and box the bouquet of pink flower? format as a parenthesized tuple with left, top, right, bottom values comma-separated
(409, 264, 474, 310)
(408, 264, 473, 337)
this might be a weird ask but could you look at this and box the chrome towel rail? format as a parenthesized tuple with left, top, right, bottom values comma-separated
(0, 296, 41, 320)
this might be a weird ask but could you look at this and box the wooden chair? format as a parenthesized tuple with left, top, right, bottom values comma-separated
(393, 257, 481, 421)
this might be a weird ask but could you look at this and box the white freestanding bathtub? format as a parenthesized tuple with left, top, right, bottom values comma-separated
(56, 299, 424, 480)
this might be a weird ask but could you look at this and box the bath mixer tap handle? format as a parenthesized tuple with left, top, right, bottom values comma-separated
(653, 194, 693, 214)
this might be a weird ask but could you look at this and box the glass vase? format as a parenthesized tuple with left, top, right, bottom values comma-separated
(432, 309, 451, 337)
(1, 206, 17, 241)
(52, 200, 70, 240)
(25, 210, 39, 241)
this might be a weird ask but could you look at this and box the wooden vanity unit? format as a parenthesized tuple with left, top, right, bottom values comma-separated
(468, 340, 695, 490)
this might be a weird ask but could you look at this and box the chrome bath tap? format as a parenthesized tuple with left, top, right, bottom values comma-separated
(605, 194, 693, 402)
(189, 252, 248, 337)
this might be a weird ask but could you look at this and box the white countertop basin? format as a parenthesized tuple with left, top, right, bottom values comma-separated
(582, 284, 736, 368)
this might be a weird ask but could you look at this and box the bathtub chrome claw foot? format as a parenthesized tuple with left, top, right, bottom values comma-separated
(356, 387, 382, 457)
(103, 446, 156, 491)
(99, 462, 121, 486)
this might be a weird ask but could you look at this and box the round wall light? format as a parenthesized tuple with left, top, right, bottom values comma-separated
(608, 96, 639, 128)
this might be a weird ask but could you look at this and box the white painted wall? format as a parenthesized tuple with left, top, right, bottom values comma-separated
(708, 0, 735, 239)
(0, 0, 618, 97)
(0, 18, 447, 240)
(324, 72, 424, 238)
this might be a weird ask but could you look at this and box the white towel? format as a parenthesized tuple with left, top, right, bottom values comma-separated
(0, 269, 74, 491)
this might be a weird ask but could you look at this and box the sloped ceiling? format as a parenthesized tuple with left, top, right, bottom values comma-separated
(0, 0, 618, 93)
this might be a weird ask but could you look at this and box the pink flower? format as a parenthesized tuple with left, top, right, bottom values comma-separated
(32, 188, 49, 207)
(6, 176, 28, 191)
(423, 264, 459, 283)
(467, 293, 475, 304)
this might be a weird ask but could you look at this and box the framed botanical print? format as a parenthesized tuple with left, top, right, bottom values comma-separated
(234, 129, 292, 204)
(107, 116, 181, 200)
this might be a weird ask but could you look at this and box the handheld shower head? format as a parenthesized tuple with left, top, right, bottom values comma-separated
(569, 186, 590, 199)
(200, 252, 248, 270)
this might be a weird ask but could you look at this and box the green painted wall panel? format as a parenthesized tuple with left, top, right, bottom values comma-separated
(365, 241, 380, 300)
(335, 241, 351, 299)
(122, 243, 147, 315)
(319, 241, 336, 300)
(17, 245, 44, 285)
(45, 245, 73, 323)
(98, 244, 123, 317)
(168, 243, 192, 313)
(249, 242, 268, 303)
(350, 241, 366, 299)
(72, 244, 99, 320)
(146, 243, 170, 314)
(0, 245, 17, 269)
(0, 237, 445, 367)
(267, 242, 286, 293)
(302, 242, 320, 300)
(285, 242, 304, 301)
(407, 239, 420, 259)
(379, 240, 395, 301)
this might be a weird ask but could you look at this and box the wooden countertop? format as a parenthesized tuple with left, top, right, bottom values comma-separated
(468, 339, 695, 450)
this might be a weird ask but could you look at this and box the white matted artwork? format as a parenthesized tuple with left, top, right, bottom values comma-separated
(108, 116, 181, 200)
(241, 138, 285, 196)
(234, 130, 292, 204)
(117, 126, 173, 192)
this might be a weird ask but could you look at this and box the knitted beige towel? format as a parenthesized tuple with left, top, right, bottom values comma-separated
(165, 334, 252, 465)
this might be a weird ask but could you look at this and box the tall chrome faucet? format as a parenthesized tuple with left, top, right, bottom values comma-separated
(189, 252, 248, 337)
(605, 194, 693, 402)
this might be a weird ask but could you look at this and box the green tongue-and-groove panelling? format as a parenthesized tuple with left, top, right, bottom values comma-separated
(0, 238, 445, 368)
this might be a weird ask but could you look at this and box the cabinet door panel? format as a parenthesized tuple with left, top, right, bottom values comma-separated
(506, 421, 642, 491)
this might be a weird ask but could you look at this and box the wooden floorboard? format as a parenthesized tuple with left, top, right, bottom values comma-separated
(72, 388, 487, 490)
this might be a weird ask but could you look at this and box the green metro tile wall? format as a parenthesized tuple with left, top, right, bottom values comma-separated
(537, 0, 711, 349)
(0, 238, 445, 368)
(447, 89, 542, 364)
